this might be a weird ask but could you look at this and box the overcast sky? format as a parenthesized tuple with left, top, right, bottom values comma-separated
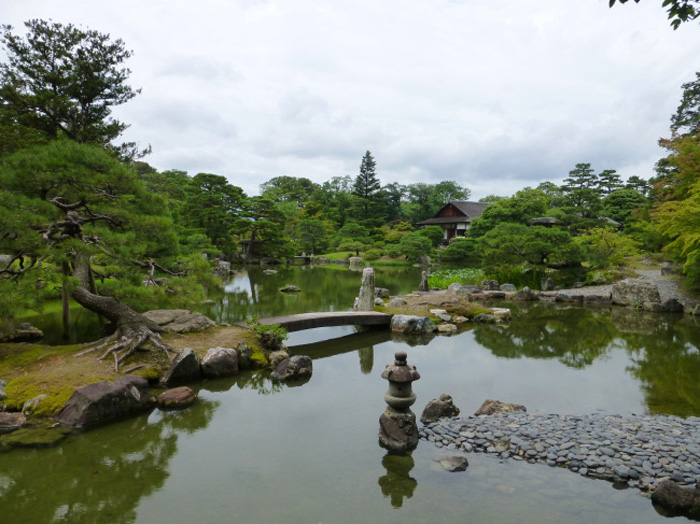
(3, 1, 700, 199)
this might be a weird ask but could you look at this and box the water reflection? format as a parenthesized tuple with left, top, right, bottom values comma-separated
(378, 453, 418, 508)
(0, 398, 217, 523)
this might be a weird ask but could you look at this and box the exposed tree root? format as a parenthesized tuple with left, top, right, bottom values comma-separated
(75, 322, 176, 372)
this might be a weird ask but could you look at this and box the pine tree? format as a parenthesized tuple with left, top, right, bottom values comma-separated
(352, 151, 381, 219)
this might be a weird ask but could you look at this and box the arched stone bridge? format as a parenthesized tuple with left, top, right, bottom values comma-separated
(239, 311, 393, 332)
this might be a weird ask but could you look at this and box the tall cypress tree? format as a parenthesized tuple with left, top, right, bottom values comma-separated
(353, 150, 381, 219)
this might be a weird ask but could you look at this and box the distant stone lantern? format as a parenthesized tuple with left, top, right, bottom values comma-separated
(379, 351, 421, 454)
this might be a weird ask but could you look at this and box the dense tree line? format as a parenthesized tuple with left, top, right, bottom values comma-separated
(1, 16, 700, 361)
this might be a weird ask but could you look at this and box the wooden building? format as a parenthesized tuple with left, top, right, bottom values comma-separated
(417, 201, 490, 242)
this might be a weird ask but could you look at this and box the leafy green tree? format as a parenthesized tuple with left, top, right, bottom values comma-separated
(609, 0, 699, 29)
(468, 189, 550, 239)
(652, 132, 700, 285)
(671, 72, 700, 136)
(260, 175, 318, 204)
(478, 224, 582, 270)
(183, 173, 246, 257)
(625, 175, 652, 196)
(601, 188, 648, 224)
(561, 163, 601, 217)
(0, 141, 214, 366)
(438, 238, 480, 265)
(597, 169, 623, 195)
(398, 233, 432, 262)
(353, 150, 381, 220)
(296, 218, 329, 254)
(306, 175, 353, 228)
(243, 196, 289, 258)
(0, 20, 141, 153)
(418, 225, 445, 247)
(573, 227, 642, 268)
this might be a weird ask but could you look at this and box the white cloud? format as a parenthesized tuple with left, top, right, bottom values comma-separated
(3, 0, 699, 198)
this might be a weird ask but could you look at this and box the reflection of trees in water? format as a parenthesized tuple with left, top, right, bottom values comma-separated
(473, 305, 618, 368)
(201, 266, 423, 324)
(377, 452, 417, 508)
(622, 314, 700, 417)
(0, 399, 217, 523)
(358, 346, 374, 374)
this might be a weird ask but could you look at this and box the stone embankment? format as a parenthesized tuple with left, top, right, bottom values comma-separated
(420, 412, 700, 492)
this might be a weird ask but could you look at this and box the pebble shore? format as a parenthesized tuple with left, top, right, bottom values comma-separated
(420, 412, 700, 491)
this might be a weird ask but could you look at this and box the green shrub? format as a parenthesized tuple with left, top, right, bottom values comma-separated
(428, 268, 485, 288)
(246, 316, 288, 350)
(363, 248, 383, 261)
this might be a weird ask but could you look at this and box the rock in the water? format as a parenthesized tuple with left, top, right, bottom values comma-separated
(271, 355, 313, 381)
(490, 308, 512, 321)
(612, 278, 661, 310)
(660, 298, 684, 313)
(314, 256, 331, 265)
(162, 348, 201, 386)
(540, 276, 556, 291)
(390, 315, 437, 334)
(375, 287, 391, 299)
(472, 313, 500, 324)
(474, 399, 527, 416)
(651, 480, 700, 518)
(354, 267, 376, 311)
(279, 284, 301, 293)
(1, 426, 70, 448)
(157, 386, 196, 409)
(481, 279, 500, 291)
(429, 309, 452, 322)
(513, 286, 538, 301)
(201, 346, 239, 377)
(0, 322, 44, 343)
(387, 297, 408, 307)
(500, 283, 517, 292)
(418, 271, 429, 292)
(436, 323, 457, 334)
(236, 340, 253, 369)
(349, 257, 363, 269)
(0, 412, 27, 434)
(56, 375, 156, 428)
(143, 309, 216, 333)
(213, 259, 232, 277)
(263, 269, 278, 275)
(269, 349, 290, 367)
(421, 394, 461, 424)
(436, 455, 469, 472)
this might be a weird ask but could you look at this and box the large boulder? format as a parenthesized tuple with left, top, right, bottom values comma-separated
(390, 315, 437, 334)
(513, 286, 538, 301)
(271, 355, 313, 381)
(55, 375, 155, 428)
(0, 412, 27, 434)
(162, 348, 201, 386)
(236, 340, 253, 369)
(474, 399, 526, 416)
(0, 322, 44, 343)
(651, 480, 700, 519)
(420, 394, 461, 424)
(201, 347, 239, 378)
(387, 297, 408, 308)
(279, 284, 301, 293)
(435, 455, 469, 472)
(611, 278, 661, 310)
(499, 283, 517, 292)
(143, 309, 216, 333)
(157, 386, 197, 409)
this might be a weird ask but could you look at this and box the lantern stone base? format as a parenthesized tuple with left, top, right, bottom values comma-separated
(378, 408, 419, 454)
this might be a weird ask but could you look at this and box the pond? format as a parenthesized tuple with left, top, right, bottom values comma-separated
(2, 265, 700, 523)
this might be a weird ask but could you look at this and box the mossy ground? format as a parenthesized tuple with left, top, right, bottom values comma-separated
(0, 325, 265, 419)
(376, 294, 489, 320)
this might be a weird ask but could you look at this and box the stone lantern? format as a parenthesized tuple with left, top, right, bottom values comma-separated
(379, 350, 420, 453)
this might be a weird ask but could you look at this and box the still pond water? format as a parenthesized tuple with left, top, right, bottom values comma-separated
(2, 265, 700, 523)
